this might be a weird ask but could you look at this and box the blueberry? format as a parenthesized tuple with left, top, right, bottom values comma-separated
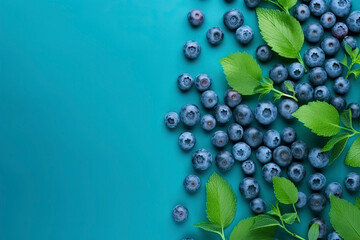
(294, 4, 311, 22)
(280, 80, 295, 94)
(304, 47, 325, 68)
(256, 45, 273, 62)
(308, 193, 326, 212)
(206, 27, 224, 45)
(177, 73, 194, 91)
(242, 160, 256, 175)
(250, 198, 266, 214)
(278, 99, 299, 120)
(331, 96, 347, 111)
(273, 146, 293, 167)
(295, 83, 314, 102)
(325, 58, 343, 78)
(309, 0, 327, 17)
(180, 104, 201, 127)
(233, 104, 254, 126)
(183, 175, 201, 193)
(211, 131, 229, 148)
(281, 130, 296, 147)
(224, 89, 242, 108)
(255, 101, 278, 125)
(183, 41, 201, 60)
(195, 74, 211, 92)
(214, 104, 232, 124)
(329, 0, 352, 18)
(305, 23, 324, 43)
(244, 0, 261, 8)
(244, 128, 264, 148)
(288, 62, 305, 80)
(320, 12, 337, 29)
(165, 112, 180, 129)
(172, 205, 188, 223)
(346, 11, 360, 33)
(342, 36, 357, 49)
(296, 192, 307, 208)
(333, 77, 350, 95)
(328, 232, 344, 240)
(223, 9, 244, 31)
(321, 37, 340, 57)
(291, 141, 309, 161)
(308, 148, 329, 169)
(188, 9, 204, 27)
(332, 22, 349, 40)
(262, 162, 281, 183)
(239, 177, 260, 199)
(215, 151, 235, 171)
(192, 149, 213, 171)
(314, 85, 331, 102)
(269, 64, 288, 84)
(236, 25, 254, 45)
(325, 182, 343, 199)
(348, 103, 360, 118)
(201, 90, 218, 109)
(232, 142, 251, 161)
(201, 114, 216, 131)
(310, 218, 328, 238)
(263, 129, 281, 149)
(344, 172, 360, 192)
(256, 146, 272, 164)
(288, 162, 306, 183)
(308, 172, 327, 191)
(178, 132, 196, 151)
(309, 67, 328, 85)
(227, 123, 244, 142)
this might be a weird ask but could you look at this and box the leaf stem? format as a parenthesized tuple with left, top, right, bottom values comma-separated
(220, 228, 226, 240)
(272, 87, 298, 102)
(297, 53, 307, 73)
(292, 204, 300, 223)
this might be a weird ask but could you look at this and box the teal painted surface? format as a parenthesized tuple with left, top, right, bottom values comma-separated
(0, 0, 360, 239)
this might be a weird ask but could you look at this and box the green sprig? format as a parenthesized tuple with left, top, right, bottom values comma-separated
(264, 0, 297, 15)
(341, 43, 360, 79)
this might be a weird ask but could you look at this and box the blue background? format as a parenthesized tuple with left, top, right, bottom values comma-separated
(1, 0, 360, 239)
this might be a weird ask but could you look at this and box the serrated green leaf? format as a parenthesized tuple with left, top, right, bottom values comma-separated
(330, 195, 360, 240)
(281, 213, 297, 225)
(351, 68, 360, 79)
(354, 48, 360, 58)
(256, 8, 304, 60)
(292, 101, 341, 137)
(284, 80, 295, 92)
(230, 216, 277, 240)
(220, 52, 262, 95)
(194, 222, 222, 235)
(341, 109, 353, 129)
(341, 56, 348, 67)
(268, 202, 281, 217)
(308, 222, 319, 240)
(355, 197, 360, 209)
(251, 215, 281, 230)
(206, 172, 236, 228)
(322, 133, 351, 152)
(345, 44, 353, 58)
(345, 137, 360, 167)
(329, 136, 350, 165)
(277, 0, 297, 10)
(273, 177, 298, 205)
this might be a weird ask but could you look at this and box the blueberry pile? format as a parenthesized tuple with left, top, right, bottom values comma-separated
(166, 1, 360, 239)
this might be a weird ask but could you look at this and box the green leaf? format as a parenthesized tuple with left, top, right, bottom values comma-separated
(256, 8, 304, 60)
(230, 216, 277, 240)
(194, 222, 222, 235)
(272, 177, 298, 205)
(220, 52, 262, 95)
(341, 56, 348, 67)
(292, 101, 341, 137)
(341, 109, 353, 129)
(329, 136, 350, 165)
(267, 202, 281, 217)
(206, 172, 236, 228)
(281, 213, 297, 225)
(355, 197, 360, 209)
(277, 0, 297, 10)
(330, 195, 360, 240)
(251, 215, 281, 230)
(345, 43, 354, 58)
(345, 137, 360, 167)
(308, 222, 319, 240)
(322, 133, 351, 152)
(351, 68, 360, 79)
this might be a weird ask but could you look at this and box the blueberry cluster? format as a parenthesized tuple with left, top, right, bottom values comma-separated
(168, 1, 360, 239)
